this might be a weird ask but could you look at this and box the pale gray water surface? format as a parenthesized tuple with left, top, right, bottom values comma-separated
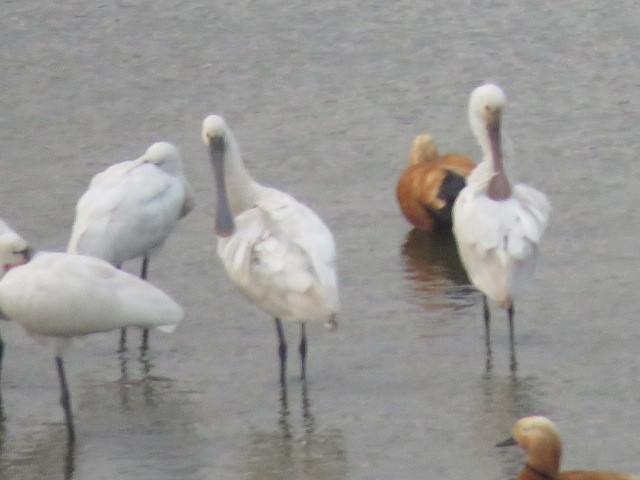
(1, 1, 639, 479)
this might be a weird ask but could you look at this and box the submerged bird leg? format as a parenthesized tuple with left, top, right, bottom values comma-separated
(64, 433, 76, 478)
(140, 256, 150, 352)
(56, 356, 75, 442)
(140, 329, 149, 354)
(508, 304, 517, 372)
(299, 322, 307, 381)
(483, 295, 493, 371)
(274, 318, 287, 385)
(278, 379, 292, 439)
(0, 335, 4, 381)
(119, 327, 127, 353)
(483, 295, 491, 353)
(301, 376, 315, 434)
(140, 256, 149, 280)
(115, 264, 128, 353)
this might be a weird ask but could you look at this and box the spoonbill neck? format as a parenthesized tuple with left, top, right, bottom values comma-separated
(217, 132, 263, 215)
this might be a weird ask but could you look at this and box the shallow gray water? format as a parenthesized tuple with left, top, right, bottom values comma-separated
(0, 1, 639, 479)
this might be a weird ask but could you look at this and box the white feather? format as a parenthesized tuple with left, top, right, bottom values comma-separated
(0, 252, 183, 338)
(218, 189, 338, 324)
(67, 142, 194, 267)
(453, 84, 550, 308)
(203, 115, 339, 328)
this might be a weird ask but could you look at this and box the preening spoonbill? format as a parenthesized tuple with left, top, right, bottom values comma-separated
(497, 416, 640, 480)
(396, 134, 475, 231)
(452, 83, 550, 370)
(67, 141, 193, 351)
(201, 114, 338, 384)
(0, 242, 183, 441)
(0, 219, 31, 274)
(0, 220, 31, 377)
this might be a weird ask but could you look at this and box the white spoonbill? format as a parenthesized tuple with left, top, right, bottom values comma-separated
(201, 114, 339, 384)
(452, 83, 550, 370)
(0, 239, 183, 441)
(67, 141, 193, 352)
(0, 220, 31, 378)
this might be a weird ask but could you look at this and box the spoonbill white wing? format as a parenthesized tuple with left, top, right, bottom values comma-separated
(218, 190, 338, 324)
(513, 183, 551, 240)
(258, 189, 337, 270)
(87, 158, 142, 186)
(0, 252, 183, 337)
(453, 177, 548, 304)
(68, 162, 188, 266)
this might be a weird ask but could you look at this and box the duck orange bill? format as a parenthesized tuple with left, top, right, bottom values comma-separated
(496, 436, 518, 447)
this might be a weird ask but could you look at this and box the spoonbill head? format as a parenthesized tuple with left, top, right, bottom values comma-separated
(453, 83, 550, 371)
(140, 141, 186, 177)
(468, 83, 506, 127)
(67, 141, 193, 352)
(0, 222, 31, 379)
(468, 83, 507, 146)
(468, 83, 510, 200)
(0, 232, 31, 275)
(202, 114, 229, 142)
(0, 242, 183, 441)
(202, 114, 339, 384)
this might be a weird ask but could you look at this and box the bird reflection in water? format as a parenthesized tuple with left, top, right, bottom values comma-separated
(63, 436, 75, 480)
(473, 365, 550, 480)
(278, 380, 315, 438)
(401, 228, 475, 312)
(0, 426, 76, 480)
(245, 380, 347, 480)
(117, 347, 161, 411)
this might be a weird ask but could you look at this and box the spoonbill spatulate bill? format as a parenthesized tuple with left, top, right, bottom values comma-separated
(202, 114, 339, 385)
(0, 243, 183, 441)
(452, 83, 550, 371)
(67, 141, 193, 352)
